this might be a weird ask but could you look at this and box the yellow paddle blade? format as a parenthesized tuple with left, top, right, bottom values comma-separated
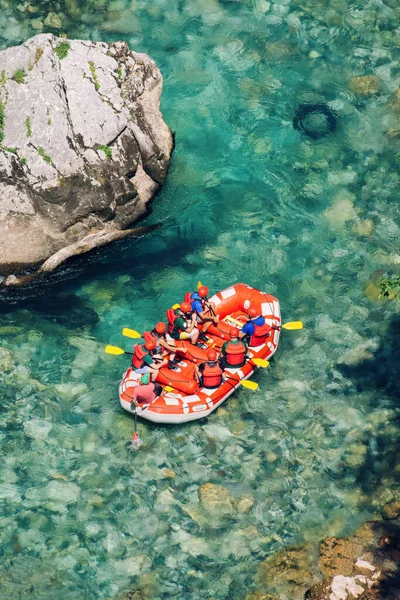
(252, 358, 270, 368)
(172, 303, 180, 310)
(240, 379, 258, 391)
(164, 385, 174, 392)
(197, 281, 203, 289)
(122, 327, 142, 339)
(105, 345, 125, 356)
(282, 321, 303, 331)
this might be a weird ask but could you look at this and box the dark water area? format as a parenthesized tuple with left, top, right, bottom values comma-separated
(0, 0, 400, 598)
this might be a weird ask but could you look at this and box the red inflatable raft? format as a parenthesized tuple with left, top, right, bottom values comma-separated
(119, 283, 280, 424)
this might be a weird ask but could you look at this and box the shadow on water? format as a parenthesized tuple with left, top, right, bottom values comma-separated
(339, 314, 400, 400)
(338, 313, 400, 494)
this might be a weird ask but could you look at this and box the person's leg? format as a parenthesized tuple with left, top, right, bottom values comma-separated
(147, 366, 159, 382)
(201, 320, 210, 332)
(189, 328, 199, 344)
(180, 330, 199, 345)
(154, 384, 163, 397)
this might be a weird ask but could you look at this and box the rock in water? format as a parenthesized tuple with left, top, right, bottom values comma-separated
(0, 34, 173, 277)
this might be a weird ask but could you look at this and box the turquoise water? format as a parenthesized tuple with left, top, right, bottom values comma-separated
(1, 0, 400, 598)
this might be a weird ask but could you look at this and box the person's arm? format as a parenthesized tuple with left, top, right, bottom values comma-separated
(159, 339, 182, 353)
(186, 317, 196, 333)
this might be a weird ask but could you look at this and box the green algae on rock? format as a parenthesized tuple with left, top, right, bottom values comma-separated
(0, 34, 173, 279)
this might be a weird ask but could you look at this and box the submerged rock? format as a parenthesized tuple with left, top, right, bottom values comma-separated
(349, 75, 381, 96)
(198, 482, 237, 516)
(257, 543, 320, 595)
(319, 537, 363, 578)
(0, 34, 173, 279)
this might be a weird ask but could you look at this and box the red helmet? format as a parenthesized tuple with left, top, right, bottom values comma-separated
(180, 302, 191, 313)
(155, 322, 166, 334)
(247, 306, 258, 317)
(207, 348, 218, 361)
(144, 340, 156, 351)
(230, 327, 240, 337)
(198, 286, 209, 298)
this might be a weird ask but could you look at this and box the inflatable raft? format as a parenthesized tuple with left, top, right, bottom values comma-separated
(119, 283, 280, 424)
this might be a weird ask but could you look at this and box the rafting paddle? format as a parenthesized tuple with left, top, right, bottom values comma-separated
(105, 345, 133, 356)
(130, 403, 143, 451)
(165, 378, 259, 392)
(279, 321, 303, 330)
(122, 328, 142, 339)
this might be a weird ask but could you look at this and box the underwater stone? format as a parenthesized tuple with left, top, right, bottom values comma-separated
(237, 495, 255, 513)
(46, 480, 80, 503)
(0, 346, 14, 371)
(257, 543, 319, 592)
(24, 419, 52, 440)
(199, 482, 237, 515)
(113, 555, 152, 576)
(349, 75, 381, 96)
(44, 12, 63, 28)
(319, 537, 363, 578)
(382, 500, 400, 520)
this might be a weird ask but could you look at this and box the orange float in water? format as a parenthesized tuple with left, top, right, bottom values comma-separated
(119, 283, 281, 424)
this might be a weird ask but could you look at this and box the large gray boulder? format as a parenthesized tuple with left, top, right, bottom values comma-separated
(0, 34, 173, 282)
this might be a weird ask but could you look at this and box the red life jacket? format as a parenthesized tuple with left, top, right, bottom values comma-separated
(132, 344, 148, 369)
(202, 361, 223, 388)
(143, 331, 155, 344)
(249, 321, 272, 347)
(166, 309, 178, 334)
(224, 341, 246, 367)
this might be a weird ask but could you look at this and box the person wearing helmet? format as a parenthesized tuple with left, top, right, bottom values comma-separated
(151, 321, 187, 370)
(190, 285, 219, 342)
(131, 339, 167, 381)
(239, 306, 273, 347)
(129, 372, 163, 407)
(220, 327, 248, 368)
(195, 347, 224, 388)
(170, 302, 200, 345)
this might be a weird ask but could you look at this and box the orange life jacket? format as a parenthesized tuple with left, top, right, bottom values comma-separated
(224, 341, 247, 367)
(249, 321, 272, 347)
(202, 361, 223, 388)
(143, 331, 155, 344)
(132, 344, 148, 369)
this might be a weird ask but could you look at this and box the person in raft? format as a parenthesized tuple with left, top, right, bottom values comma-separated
(131, 339, 167, 381)
(170, 302, 200, 345)
(195, 347, 224, 388)
(151, 321, 187, 370)
(220, 327, 248, 368)
(190, 285, 219, 342)
(239, 306, 273, 347)
(130, 372, 163, 407)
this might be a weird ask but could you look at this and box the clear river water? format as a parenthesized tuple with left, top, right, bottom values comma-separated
(0, 0, 400, 598)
